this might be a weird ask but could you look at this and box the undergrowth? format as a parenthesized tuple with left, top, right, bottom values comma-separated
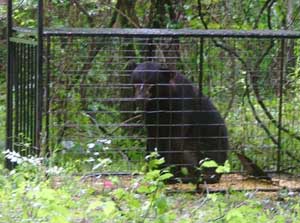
(0, 151, 299, 223)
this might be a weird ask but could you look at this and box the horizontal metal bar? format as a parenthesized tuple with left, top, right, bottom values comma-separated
(51, 123, 227, 128)
(13, 27, 300, 38)
(50, 98, 222, 103)
(9, 37, 37, 46)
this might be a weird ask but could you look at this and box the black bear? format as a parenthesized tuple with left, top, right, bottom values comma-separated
(131, 62, 229, 183)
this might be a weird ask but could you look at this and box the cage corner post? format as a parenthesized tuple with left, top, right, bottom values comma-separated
(5, 0, 14, 169)
(277, 38, 286, 173)
(35, 0, 44, 156)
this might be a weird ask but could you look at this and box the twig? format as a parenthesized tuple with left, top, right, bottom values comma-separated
(110, 114, 142, 135)
(254, 0, 276, 29)
(102, 1, 140, 28)
(83, 111, 110, 135)
(0, 0, 26, 20)
(245, 76, 278, 145)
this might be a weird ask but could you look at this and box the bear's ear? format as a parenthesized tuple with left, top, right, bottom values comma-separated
(125, 60, 137, 73)
(160, 67, 176, 81)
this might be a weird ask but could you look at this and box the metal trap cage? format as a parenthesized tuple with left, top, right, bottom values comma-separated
(5, 1, 300, 181)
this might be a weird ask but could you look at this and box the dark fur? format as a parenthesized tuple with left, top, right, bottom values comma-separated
(131, 62, 229, 183)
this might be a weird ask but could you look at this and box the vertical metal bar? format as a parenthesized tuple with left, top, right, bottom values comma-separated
(20, 43, 25, 152)
(14, 44, 20, 152)
(32, 46, 37, 149)
(6, 0, 14, 168)
(31, 46, 35, 154)
(199, 37, 204, 96)
(23, 43, 26, 146)
(29, 45, 34, 155)
(35, 0, 44, 155)
(26, 44, 30, 148)
(45, 36, 51, 156)
(22, 43, 26, 150)
(20, 43, 26, 152)
(23, 44, 26, 153)
(26, 45, 31, 153)
(277, 39, 285, 173)
(197, 37, 204, 160)
(30, 46, 36, 150)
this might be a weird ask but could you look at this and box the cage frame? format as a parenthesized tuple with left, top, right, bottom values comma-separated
(5, 0, 300, 173)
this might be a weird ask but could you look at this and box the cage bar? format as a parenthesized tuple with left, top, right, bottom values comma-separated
(5, 0, 13, 168)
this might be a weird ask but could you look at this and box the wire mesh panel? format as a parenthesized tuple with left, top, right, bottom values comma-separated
(45, 32, 300, 177)
(7, 38, 38, 161)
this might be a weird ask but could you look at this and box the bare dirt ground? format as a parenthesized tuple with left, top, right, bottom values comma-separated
(78, 173, 300, 194)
